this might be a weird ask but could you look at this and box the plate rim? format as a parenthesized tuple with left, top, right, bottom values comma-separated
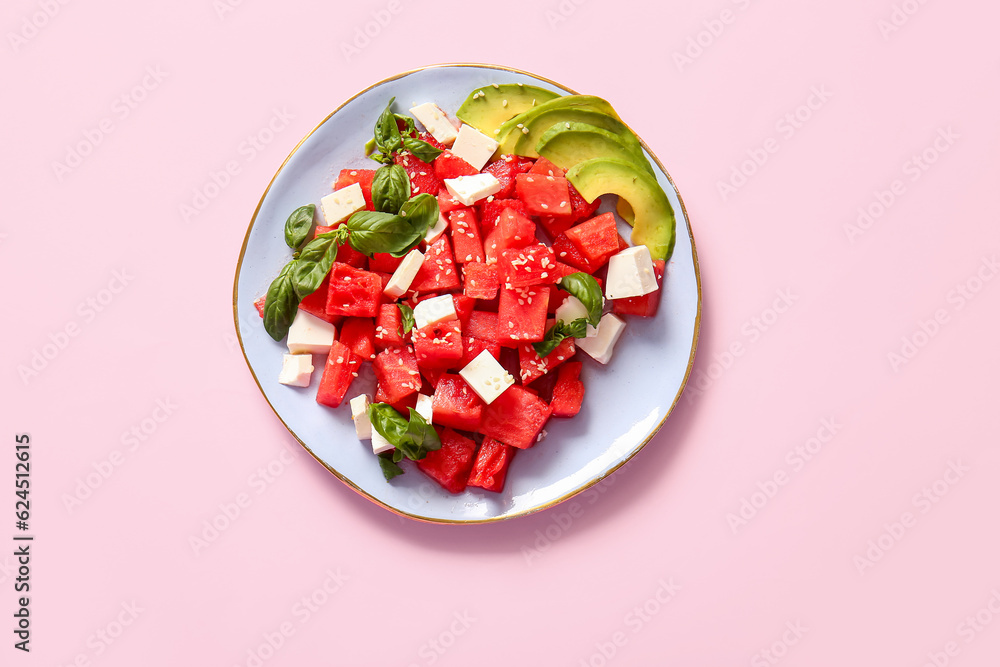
(232, 62, 703, 525)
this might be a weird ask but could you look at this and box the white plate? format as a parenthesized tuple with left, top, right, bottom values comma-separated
(233, 64, 701, 523)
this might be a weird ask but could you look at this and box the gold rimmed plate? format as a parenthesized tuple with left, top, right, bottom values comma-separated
(233, 64, 701, 524)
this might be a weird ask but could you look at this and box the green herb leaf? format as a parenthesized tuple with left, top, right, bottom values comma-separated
(367, 403, 441, 463)
(377, 452, 404, 480)
(345, 211, 418, 257)
(402, 136, 443, 163)
(263, 263, 300, 341)
(396, 192, 439, 249)
(559, 272, 603, 326)
(364, 137, 377, 156)
(398, 303, 415, 335)
(532, 318, 589, 358)
(371, 164, 410, 213)
(374, 97, 402, 156)
(283, 204, 315, 250)
(290, 231, 341, 299)
(394, 113, 416, 135)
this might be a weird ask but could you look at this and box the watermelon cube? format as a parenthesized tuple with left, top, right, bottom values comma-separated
(463, 262, 500, 300)
(431, 374, 485, 431)
(613, 260, 665, 318)
(326, 263, 382, 318)
(372, 346, 421, 404)
(565, 212, 619, 267)
(315, 341, 360, 408)
(413, 320, 463, 370)
(478, 385, 552, 449)
(483, 154, 534, 199)
(434, 151, 479, 180)
(416, 428, 477, 494)
(498, 285, 550, 347)
(466, 437, 515, 493)
(498, 244, 559, 288)
(550, 361, 585, 417)
(518, 337, 575, 385)
(515, 173, 571, 217)
(410, 236, 461, 294)
(338, 317, 376, 361)
(448, 207, 485, 264)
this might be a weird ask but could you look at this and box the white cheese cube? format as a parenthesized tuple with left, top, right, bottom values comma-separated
(287, 310, 336, 355)
(450, 124, 500, 171)
(409, 102, 458, 146)
(277, 354, 314, 387)
(424, 211, 449, 245)
(605, 245, 659, 299)
(415, 393, 434, 423)
(460, 349, 514, 405)
(576, 313, 627, 365)
(350, 394, 372, 440)
(444, 173, 501, 206)
(412, 294, 457, 330)
(320, 182, 366, 225)
(554, 295, 598, 338)
(371, 428, 394, 455)
(383, 248, 424, 298)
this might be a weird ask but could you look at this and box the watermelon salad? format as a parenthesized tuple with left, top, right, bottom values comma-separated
(254, 88, 671, 493)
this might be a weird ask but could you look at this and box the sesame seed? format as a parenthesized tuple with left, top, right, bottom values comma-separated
(521, 128, 529, 134)
(502, 99, 508, 107)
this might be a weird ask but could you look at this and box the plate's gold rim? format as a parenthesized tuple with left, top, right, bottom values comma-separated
(232, 62, 702, 525)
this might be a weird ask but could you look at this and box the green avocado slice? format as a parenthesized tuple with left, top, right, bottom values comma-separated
(535, 122, 655, 176)
(456, 84, 561, 137)
(566, 158, 676, 261)
(496, 95, 621, 155)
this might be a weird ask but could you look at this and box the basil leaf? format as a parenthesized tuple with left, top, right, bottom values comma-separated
(397, 192, 439, 247)
(398, 303, 415, 335)
(369, 402, 409, 444)
(291, 231, 342, 298)
(377, 452, 404, 481)
(368, 403, 441, 463)
(533, 322, 569, 358)
(394, 113, 416, 136)
(371, 164, 410, 214)
(263, 263, 300, 341)
(283, 204, 315, 250)
(402, 408, 441, 459)
(559, 272, 603, 327)
(564, 317, 589, 339)
(364, 137, 377, 156)
(345, 211, 419, 257)
(374, 97, 402, 155)
(402, 136, 443, 163)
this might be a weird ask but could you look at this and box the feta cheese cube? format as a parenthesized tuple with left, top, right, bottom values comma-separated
(415, 393, 434, 423)
(605, 245, 659, 300)
(424, 211, 449, 245)
(287, 310, 336, 355)
(554, 295, 598, 338)
(450, 124, 500, 171)
(277, 354, 314, 387)
(350, 394, 372, 440)
(576, 313, 627, 365)
(460, 349, 515, 404)
(320, 182, 365, 225)
(409, 102, 458, 146)
(444, 173, 501, 206)
(412, 294, 457, 330)
(383, 248, 424, 298)
(371, 428, 394, 455)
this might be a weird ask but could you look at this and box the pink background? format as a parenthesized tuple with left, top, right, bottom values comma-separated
(4, 0, 1000, 665)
